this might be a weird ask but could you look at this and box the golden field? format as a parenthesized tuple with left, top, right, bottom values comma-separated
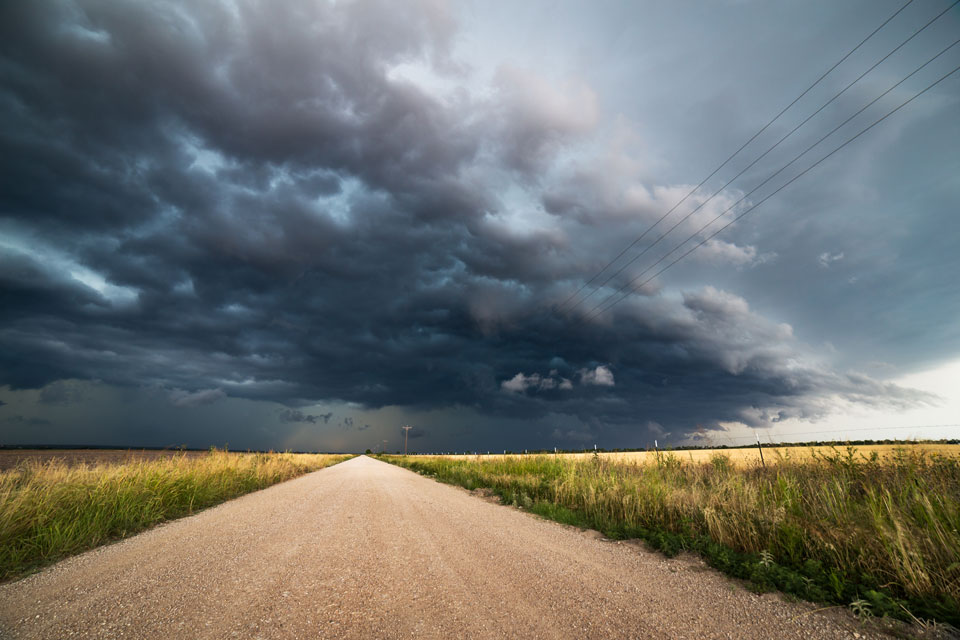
(430, 442, 959, 467)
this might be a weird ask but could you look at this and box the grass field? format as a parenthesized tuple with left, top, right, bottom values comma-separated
(0, 448, 215, 471)
(432, 443, 959, 467)
(383, 444, 960, 628)
(0, 449, 352, 581)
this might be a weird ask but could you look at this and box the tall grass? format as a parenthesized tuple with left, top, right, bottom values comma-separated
(0, 450, 351, 580)
(384, 446, 960, 627)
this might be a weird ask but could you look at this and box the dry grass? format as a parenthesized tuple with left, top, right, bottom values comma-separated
(0, 449, 351, 580)
(0, 448, 213, 471)
(434, 443, 960, 468)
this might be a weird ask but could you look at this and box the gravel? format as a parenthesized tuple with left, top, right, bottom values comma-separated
(0, 455, 893, 639)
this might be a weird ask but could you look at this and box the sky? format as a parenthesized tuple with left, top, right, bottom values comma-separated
(0, 0, 958, 453)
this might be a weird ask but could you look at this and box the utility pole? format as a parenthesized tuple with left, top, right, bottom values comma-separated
(402, 425, 412, 455)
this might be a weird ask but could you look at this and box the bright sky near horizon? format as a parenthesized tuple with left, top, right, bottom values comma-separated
(708, 358, 960, 447)
(0, 0, 958, 452)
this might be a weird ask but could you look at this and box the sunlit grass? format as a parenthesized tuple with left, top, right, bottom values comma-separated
(383, 445, 960, 627)
(435, 442, 959, 467)
(0, 449, 352, 580)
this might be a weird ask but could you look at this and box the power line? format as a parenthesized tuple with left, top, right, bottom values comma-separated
(586, 56, 960, 321)
(554, 0, 918, 315)
(561, 0, 958, 319)
(584, 36, 960, 320)
(581, 54, 960, 323)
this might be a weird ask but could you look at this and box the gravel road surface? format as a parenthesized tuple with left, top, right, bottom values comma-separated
(0, 455, 887, 639)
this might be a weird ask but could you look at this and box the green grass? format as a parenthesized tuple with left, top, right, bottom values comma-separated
(0, 450, 352, 580)
(380, 447, 960, 628)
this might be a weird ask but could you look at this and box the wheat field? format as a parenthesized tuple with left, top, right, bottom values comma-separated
(432, 443, 959, 467)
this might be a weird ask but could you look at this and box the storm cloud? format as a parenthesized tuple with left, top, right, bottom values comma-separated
(1, 0, 956, 449)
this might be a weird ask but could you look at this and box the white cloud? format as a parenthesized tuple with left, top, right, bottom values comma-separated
(697, 239, 775, 268)
(580, 365, 615, 386)
(682, 286, 795, 375)
(494, 65, 599, 137)
(818, 251, 844, 268)
(501, 371, 574, 393)
(501, 372, 538, 393)
(490, 65, 599, 173)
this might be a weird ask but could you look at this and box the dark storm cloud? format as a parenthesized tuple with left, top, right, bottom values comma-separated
(0, 0, 943, 447)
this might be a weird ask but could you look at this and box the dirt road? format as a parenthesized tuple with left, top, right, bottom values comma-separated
(0, 456, 884, 639)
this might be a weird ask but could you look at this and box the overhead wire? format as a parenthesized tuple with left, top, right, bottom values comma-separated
(554, 0, 919, 315)
(580, 55, 960, 323)
(560, 0, 959, 319)
(582, 35, 960, 321)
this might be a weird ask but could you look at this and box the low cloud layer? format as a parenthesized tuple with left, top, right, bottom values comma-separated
(169, 388, 226, 408)
(1, 0, 954, 449)
(278, 409, 333, 425)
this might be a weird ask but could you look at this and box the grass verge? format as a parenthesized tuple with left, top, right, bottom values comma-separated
(380, 447, 959, 629)
(0, 449, 352, 580)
